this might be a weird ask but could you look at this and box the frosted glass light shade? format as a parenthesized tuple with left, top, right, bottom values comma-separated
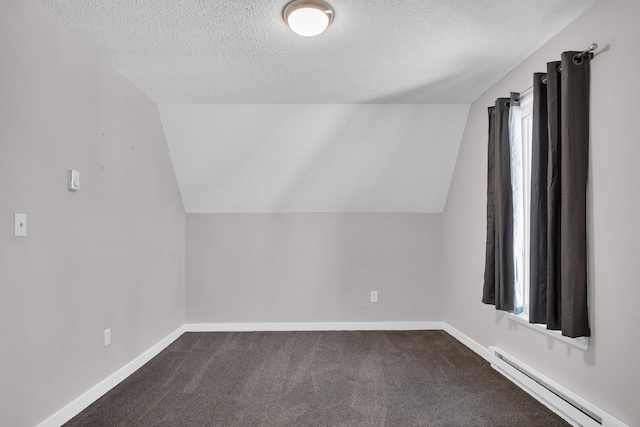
(284, 0, 333, 37)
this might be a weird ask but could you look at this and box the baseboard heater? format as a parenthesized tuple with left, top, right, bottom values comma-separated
(488, 346, 628, 427)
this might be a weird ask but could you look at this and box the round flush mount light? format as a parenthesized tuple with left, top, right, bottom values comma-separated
(284, 0, 333, 37)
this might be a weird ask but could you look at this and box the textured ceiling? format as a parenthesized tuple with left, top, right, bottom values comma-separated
(36, 0, 595, 104)
(35, 0, 595, 212)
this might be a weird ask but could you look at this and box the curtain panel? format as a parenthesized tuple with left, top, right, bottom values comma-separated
(483, 97, 518, 313)
(483, 51, 591, 338)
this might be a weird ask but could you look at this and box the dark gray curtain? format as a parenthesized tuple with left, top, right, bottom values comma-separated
(529, 72, 549, 324)
(545, 61, 563, 330)
(483, 107, 497, 305)
(529, 52, 591, 338)
(483, 98, 515, 312)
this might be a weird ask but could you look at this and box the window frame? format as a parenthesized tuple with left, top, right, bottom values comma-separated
(508, 88, 588, 350)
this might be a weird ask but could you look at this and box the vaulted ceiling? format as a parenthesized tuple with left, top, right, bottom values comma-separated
(36, 0, 595, 212)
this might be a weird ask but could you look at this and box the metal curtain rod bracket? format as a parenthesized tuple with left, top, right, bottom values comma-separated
(574, 43, 598, 63)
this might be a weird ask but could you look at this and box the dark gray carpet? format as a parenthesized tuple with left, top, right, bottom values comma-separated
(65, 331, 568, 426)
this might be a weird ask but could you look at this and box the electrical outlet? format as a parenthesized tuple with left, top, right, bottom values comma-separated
(104, 328, 111, 347)
(370, 291, 378, 303)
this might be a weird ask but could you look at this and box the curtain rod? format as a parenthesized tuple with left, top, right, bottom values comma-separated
(512, 86, 534, 103)
(539, 43, 598, 85)
(503, 43, 599, 102)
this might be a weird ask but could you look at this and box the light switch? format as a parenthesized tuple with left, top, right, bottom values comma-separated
(14, 213, 27, 237)
(68, 169, 80, 191)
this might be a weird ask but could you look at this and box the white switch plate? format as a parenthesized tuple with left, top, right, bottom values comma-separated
(68, 169, 80, 191)
(14, 213, 27, 237)
(370, 291, 378, 303)
(104, 328, 111, 347)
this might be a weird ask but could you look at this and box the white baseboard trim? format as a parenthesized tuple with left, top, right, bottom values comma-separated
(34, 321, 629, 427)
(35, 322, 440, 426)
(442, 323, 492, 362)
(35, 325, 187, 427)
(185, 321, 445, 332)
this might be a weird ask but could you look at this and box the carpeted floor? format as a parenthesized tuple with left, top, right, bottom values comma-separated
(65, 330, 569, 426)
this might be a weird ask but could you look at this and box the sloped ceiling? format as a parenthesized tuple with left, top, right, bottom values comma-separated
(160, 104, 470, 212)
(36, 0, 595, 212)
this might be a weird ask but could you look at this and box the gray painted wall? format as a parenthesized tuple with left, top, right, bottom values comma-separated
(442, 0, 640, 425)
(0, 1, 186, 426)
(6, 0, 637, 425)
(187, 214, 442, 323)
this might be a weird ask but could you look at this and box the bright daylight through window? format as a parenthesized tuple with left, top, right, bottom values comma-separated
(516, 90, 533, 317)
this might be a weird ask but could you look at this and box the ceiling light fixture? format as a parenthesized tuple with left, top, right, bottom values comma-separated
(284, 0, 333, 37)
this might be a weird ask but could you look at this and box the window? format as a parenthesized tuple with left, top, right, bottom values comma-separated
(510, 89, 588, 348)
(485, 58, 591, 343)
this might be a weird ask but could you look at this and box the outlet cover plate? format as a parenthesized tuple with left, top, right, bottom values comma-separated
(14, 213, 27, 237)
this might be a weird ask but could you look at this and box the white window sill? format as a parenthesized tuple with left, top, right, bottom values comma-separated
(509, 312, 589, 350)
